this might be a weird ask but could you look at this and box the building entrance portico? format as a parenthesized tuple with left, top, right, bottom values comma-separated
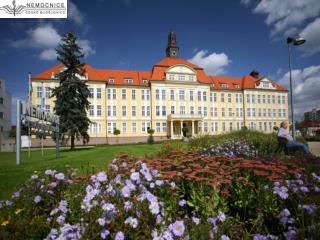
(168, 114, 203, 139)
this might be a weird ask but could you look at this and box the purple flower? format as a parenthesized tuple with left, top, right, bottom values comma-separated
(34, 195, 42, 204)
(253, 234, 266, 240)
(49, 182, 57, 188)
(284, 229, 296, 240)
(100, 230, 110, 239)
(170, 182, 176, 189)
(155, 180, 164, 186)
(58, 200, 68, 214)
(192, 217, 200, 225)
(31, 174, 38, 180)
(280, 209, 290, 217)
(55, 173, 65, 181)
(221, 235, 230, 240)
(124, 217, 138, 228)
(56, 215, 65, 225)
(273, 185, 288, 200)
(124, 201, 133, 212)
(115, 231, 124, 240)
(96, 172, 108, 182)
(300, 186, 309, 193)
(149, 201, 160, 215)
(130, 172, 140, 181)
(150, 182, 155, 188)
(121, 186, 131, 198)
(179, 199, 187, 207)
(218, 211, 226, 222)
(97, 218, 105, 226)
(169, 220, 185, 237)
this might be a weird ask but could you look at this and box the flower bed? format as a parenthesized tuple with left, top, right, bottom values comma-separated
(0, 150, 319, 239)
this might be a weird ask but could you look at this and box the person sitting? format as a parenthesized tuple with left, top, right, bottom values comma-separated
(277, 121, 311, 155)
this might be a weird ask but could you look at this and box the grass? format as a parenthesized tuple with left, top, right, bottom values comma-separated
(0, 143, 163, 200)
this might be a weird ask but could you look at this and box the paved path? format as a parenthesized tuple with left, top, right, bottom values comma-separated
(308, 142, 320, 156)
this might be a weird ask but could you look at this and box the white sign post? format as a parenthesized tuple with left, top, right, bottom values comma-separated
(16, 99, 60, 165)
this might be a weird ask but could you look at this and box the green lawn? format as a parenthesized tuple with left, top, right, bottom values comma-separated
(0, 143, 162, 200)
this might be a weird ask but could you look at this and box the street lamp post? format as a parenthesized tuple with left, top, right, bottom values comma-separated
(286, 35, 306, 140)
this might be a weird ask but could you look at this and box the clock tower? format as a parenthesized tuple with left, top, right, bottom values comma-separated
(166, 30, 180, 57)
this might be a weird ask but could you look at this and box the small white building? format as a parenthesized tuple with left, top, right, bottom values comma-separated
(0, 78, 12, 143)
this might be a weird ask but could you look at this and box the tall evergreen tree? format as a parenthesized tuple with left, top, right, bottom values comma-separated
(52, 32, 91, 149)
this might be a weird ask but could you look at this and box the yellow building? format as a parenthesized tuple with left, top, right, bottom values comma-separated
(31, 31, 288, 144)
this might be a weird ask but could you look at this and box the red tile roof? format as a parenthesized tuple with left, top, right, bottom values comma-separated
(32, 57, 287, 91)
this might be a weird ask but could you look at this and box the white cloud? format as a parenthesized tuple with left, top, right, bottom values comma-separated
(277, 65, 320, 119)
(11, 24, 95, 60)
(300, 18, 320, 56)
(243, 0, 320, 55)
(68, 1, 84, 25)
(188, 50, 231, 75)
(39, 49, 57, 61)
(240, 0, 252, 7)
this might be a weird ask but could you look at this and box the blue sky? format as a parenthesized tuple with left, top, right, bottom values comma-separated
(0, 0, 319, 123)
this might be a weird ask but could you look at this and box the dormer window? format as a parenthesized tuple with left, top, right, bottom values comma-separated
(178, 75, 185, 81)
(109, 78, 114, 84)
(212, 83, 215, 88)
(189, 75, 194, 81)
(125, 79, 133, 84)
(169, 74, 175, 80)
(143, 79, 148, 84)
(221, 83, 228, 88)
(234, 84, 240, 89)
(263, 82, 269, 88)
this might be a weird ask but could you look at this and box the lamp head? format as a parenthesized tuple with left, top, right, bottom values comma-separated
(287, 35, 306, 45)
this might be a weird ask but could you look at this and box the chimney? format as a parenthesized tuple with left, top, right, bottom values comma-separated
(250, 70, 260, 78)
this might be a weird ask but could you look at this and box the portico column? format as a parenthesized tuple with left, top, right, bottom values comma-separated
(192, 120, 195, 137)
(180, 120, 183, 138)
(171, 121, 174, 139)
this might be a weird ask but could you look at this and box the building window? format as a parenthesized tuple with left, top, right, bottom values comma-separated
(146, 90, 150, 100)
(156, 122, 161, 133)
(252, 94, 255, 103)
(107, 89, 111, 100)
(97, 105, 102, 116)
(283, 109, 286, 117)
(262, 95, 266, 104)
(190, 91, 194, 101)
(37, 86, 42, 98)
(0, 98, 3, 104)
(190, 106, 194, 115)
(179, 90, 185, 101)
(229, 108, 232, 117)
(273, 109, 276, 117)
(45, 105, 50, 112)
(222, 122, 226, 131)
(268, 109, 271, 117)
(252, 108, 256, 117)
(247, 95, 250, 103)
(178, 75, 185, 81)
(162, 89, 166, 100)
(180, 106, 185, 114)
(141, 90, 145, 100)
(156, 89, 160, 100)
(162, 106, 166, 116)
(125, 79, 133, 84)
(198, 91, 201, 101)
(107, 122, 116, 134)
(132, 90, 136, 100)
(237, 122, 240, 130)
(162, 122, 167, 132)
(278, 96, 281, 104)
(239, 94, 243, 103)
(122, 89, 126, 100)
(247, 108, 251, 117)
(267, 95, 271, 104)
(142, 106, 146, 117)
(122, 106, 126, 117)
(171, 106, 175, 114)
(282, 96, 286, 104)
(132, 123, 137, 133)
(97, 88, 101, 99)
(91, 123, 101, 135)
(89, 88, 94, 98)
(263, 82, 269, 88)
(234, 84, 240, 89)
(213, 93, 217, 102)
(198, 106, 202, 115)
(89, 105, 94, 116)
(272, 95, 276, 104)
(156, 106, 160, 116)
(228, 93, 232, 103)
(221, 93, 224, 102)
(263, 109, 266, 117)
(221, 83, 228, 88)
(169, 74, 174, 80)
(236, 94, 239, 103)
(143, 79, 148, 85)
(45, 87, 51, 98)
(203, 91, 207, 101)
(222, 108, 225, 117)
(170, 90, 175, 100)
(113, 106, 116, 116)
(258, 108, 261, 117)
(258, 95, 261, 103)
(112, 89, 116, 100)
(147, 106, 150, 116)
(204, 122, 208, 132)
(214, 107, 218, 117)
(107, 106, 111, 117)
(122, 122, 127, 133)
(203, 107, 207, 117)
(109, 78, 114, 84)
(230, 122, 233, 131)
(132, 106, 136, 117)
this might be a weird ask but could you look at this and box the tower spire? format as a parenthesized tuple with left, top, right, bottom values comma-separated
(166, 30, 179, 57)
